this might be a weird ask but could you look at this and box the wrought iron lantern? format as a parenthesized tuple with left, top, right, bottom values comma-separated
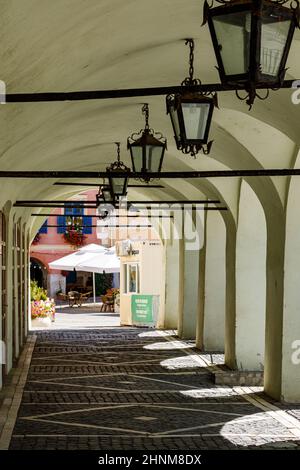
(102, 186, 113, 203)
(127, 104, 167, 182)
(96, 185, 114, 219)
(96, 187, 104, 207)
(96, 185, 114, 204)
(166, 39, 218, 157)
(106, 142, 131, 199)
(203, 0, 300, 108)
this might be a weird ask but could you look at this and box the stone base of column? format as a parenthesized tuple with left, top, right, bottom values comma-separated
(214, 369, 264, 387)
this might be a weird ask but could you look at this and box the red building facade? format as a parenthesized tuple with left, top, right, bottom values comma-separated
(30, 190, 104, 297)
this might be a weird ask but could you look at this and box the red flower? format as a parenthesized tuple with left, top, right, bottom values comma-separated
(63, 228, 86, 247)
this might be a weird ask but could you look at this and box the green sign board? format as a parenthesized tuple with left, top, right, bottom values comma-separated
(131, 295, 153, 324)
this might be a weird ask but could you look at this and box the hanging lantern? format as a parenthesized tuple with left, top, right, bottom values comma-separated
(166, 39, 218, 157)
(96, 185, 114, 205)
(202, 0, 300, 108)
(106, 142, 130, 198)
(96, 185, 114, 219)
(127, 103, 167, 182)
(96, 187, 104, 207)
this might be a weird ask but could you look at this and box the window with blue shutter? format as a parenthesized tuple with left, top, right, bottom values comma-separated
(83, 216, 92, 234)
(57, 215, 66, 234)
(57, 207, 87, 234)
(39, 220, 48, 234)
(57, 204, 92, 234)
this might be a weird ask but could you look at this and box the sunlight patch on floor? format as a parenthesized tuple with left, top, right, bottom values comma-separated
(138, 330, 176, 338)
(160, 354, 207, 369)
(144, 341, 193, 350)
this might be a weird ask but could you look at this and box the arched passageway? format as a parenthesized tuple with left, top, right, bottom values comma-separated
(1, 0, 300, 454)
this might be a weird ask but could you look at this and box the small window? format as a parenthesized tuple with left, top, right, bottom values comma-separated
(123, 263, 140, 294)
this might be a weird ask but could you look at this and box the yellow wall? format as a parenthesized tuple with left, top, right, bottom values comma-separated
(119, 241, 164, 327)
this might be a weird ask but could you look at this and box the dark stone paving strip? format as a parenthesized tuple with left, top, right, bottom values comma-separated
(8, 328, 300, 450)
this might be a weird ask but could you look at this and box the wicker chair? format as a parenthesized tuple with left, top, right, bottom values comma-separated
(100, 295, 114, 312)
(68, 291, 82, 307)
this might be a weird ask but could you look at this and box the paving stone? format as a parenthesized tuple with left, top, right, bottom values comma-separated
(6, 327, 300, 450)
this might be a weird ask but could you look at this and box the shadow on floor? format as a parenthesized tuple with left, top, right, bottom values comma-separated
(7, 328, 300, 450)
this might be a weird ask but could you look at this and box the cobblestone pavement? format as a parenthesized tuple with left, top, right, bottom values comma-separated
(8, 328, 300, 450)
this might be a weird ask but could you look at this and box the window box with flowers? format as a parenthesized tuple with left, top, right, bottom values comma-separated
(63, 217, 86, 247)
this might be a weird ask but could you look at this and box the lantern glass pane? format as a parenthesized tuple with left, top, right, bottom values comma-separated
(169, 104, 180, 139)
(145, 145, 164, 172)
(131, 146, 143, 172)
(103, 189, 113, 202)
(182, 102, 210, 140)
(112, 177, 126, 195)
(260, 12, 291, 76)
(212, 11, 251, 76)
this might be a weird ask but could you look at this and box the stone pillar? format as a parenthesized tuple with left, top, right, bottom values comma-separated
(178, 209, 204, 340)
(19, 224, 24, 349)
(203, 211, 226, 351)
(178, 243, 200, 339)
(196, 222, 206, 350)
(5, 213, 14, 372)
(235, 182, 266, 371)
(281, 170, 300, 402)
(164, 238, 181, 330)
(13, 221, 20, 359)
(224, 222, 237, 370)
(24, 229, 29, 338)
(264, 216, 285, 400)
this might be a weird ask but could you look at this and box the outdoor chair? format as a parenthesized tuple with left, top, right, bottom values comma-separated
(79, 291, 93, 303)
(100, 295, 114, 312)
(68, 291, 82, 307)
(56, 292, 69, 303)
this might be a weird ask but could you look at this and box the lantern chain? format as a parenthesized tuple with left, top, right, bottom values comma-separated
(187, 38, 194, 82)
(107, 142, 130, 172)
(142, 103, 150, 130)
(182, 39, 202, 87)
(115, 142, 121, 163)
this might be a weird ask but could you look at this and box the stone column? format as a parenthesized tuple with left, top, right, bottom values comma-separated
(5, 212, 14, 372)
(203, 211, 226, 352)
(281, 170, 300, 402)
(164, 238, 181, 330)
(224, 222, 237, 370)
(178, 211, 203, 340)
(235, 182, 266, 371)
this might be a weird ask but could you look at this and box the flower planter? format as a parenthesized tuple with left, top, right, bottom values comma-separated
(31, 298, 56, 327)
(63, 228, 86, 247)
(31, 316, 52, 328)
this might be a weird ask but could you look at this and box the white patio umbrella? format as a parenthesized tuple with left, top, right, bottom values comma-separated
(77, 250, 120, 274)
(49, 244, 108, 303)
(77, 250, 120, 303)
(49, 243, 106, 270)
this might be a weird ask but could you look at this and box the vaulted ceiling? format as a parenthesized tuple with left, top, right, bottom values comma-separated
(1, 0, 299, 234)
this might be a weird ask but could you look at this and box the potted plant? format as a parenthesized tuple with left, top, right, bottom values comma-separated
(30, 281, 55, 327)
